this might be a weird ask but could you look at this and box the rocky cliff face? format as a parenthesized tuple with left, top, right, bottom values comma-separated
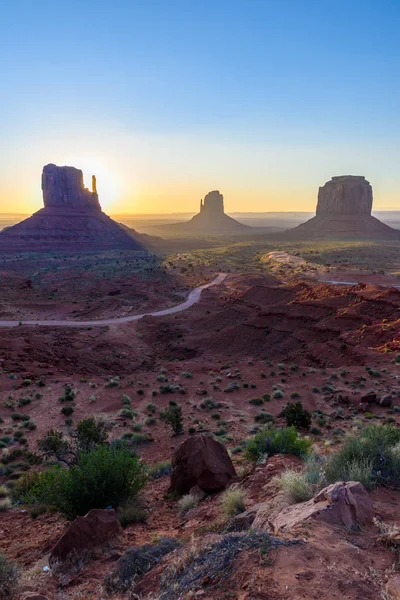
(316, 176, 373, 215)
(0, 164, 144, 252)
(42, 164, 101, 210)
(277, 175, 400, 240)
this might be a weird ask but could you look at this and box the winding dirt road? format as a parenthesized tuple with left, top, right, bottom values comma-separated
(0, 273, 227, 328)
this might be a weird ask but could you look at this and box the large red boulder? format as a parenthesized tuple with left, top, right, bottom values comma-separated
(171, 435, 236, 494)
(49, 508, 122, 566)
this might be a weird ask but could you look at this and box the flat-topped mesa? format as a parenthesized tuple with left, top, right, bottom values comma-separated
(0, 163, 146, 251)
(316, 175, 373, 215)
(42, 164, 101, 211)
(200, 190, 224, 215)
(275, 174, 400, 240)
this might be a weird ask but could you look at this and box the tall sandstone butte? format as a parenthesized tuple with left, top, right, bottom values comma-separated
(279, 175, 400, 240)
(169, 190, 248, 232)
(0, 164, 144, 252)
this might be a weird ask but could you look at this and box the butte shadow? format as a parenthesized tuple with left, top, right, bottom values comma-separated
(274, 175, 400, 240)
(0, 164, 147, 252)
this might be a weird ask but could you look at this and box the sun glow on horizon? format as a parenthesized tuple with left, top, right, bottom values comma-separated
(67, 159, 122, 213)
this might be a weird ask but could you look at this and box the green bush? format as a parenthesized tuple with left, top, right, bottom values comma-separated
(160, 405, 183, 435)
(285, 402, 312, 429)
(325, 424, 400, 489)
(75, 417, 109, 452)
(248, 397, 263, 406)
(0, 553, 19, 600)
(245, 426, 312, 462)
(23, 445, 147, 519)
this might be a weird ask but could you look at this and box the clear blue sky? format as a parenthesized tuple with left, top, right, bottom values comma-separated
(1, 0, 399, 213)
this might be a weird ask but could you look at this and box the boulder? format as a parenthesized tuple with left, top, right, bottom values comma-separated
(361, 392, 377, 404)
(271, 481, 373, 533)
(379, 394, 393, 407)
(20, 595, 49, 600)
(386, 575, 400, 600)
(49, 508, 122, 566)
(171, 435, 236, 494)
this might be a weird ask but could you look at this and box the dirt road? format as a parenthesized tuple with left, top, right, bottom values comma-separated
(0, 273, 227, 328)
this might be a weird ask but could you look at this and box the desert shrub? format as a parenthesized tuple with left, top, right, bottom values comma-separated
(254, 411, 274, 424)
(145, 416, 156, 426)
(38, 429, 71, 463)
(160, 405, 183, 435)
(75, 416, 109, 452)
(272, 390, 283, 399)
(0, 553, 19, 599)
(224, 382, 240, 393)
(59, 384, 76, 402)
(280, 470, 314, 503)
(285, 402, 312, 429)
(105, 377, 120, 388)
(17, 397, 31, 407)
(324, 424, 400, 489)
(61, 406, 74, 416)
(118, 503, 147, 528)
(245, 426, 312, 462)
(10, 413, 30, 422)
(178, 493, 200, 515)
(103, 538, 180, 594)
(220, 488, 245, 519)
(121, 394, 132, 406)
(248, 397, 263, 406)
(200, 397, 218, 410)
(148, 460, 172, 479)
(23, 445, 147, 519)
(181, 371, 192, 378)
(119, 408, 135, 420)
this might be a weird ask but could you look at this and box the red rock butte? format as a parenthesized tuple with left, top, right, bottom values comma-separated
(279, 175, 400, 240)
(171, 190, 248, 232)
(0, 164, 144, 252)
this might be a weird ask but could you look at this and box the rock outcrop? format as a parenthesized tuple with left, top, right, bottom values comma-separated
(0, 164, 145, 252)
(278, 175, 400, 240)
(239, 481, 373, 534)
(42, 164, 101, 210)
(49, 508, 122, 566)
(167, 190, 248, 233)
(171, 435, 236, 494)
(316, 175, 373, 215)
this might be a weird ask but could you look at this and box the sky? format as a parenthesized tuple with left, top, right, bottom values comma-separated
(1, 0, 400, 214)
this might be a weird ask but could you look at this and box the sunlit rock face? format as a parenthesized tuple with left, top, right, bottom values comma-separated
(316, 176, 373, 215)
(277, 175, 400, 240)
(42, 164, 101, 210)
(0, 164, 144, 252)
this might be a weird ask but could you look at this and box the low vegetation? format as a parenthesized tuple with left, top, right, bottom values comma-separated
(245, 425, 312, 462)
(0, 553, 19, 600)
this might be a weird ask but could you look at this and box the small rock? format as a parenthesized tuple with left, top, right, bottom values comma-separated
(379, 394, 392, 407)
(20, 594, 49, 600)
